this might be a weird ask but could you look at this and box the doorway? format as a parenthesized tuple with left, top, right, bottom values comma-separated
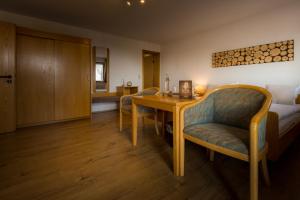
(142, 50, 160, 89)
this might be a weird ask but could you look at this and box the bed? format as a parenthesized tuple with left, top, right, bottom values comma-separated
(266, 95, 300, 161)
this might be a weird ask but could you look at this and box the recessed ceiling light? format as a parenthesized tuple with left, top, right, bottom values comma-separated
(125, 0, 146, 7)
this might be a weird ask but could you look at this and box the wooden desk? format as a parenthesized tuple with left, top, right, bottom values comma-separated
(132, 95, 196, 176)
(116, 86, 138, 96)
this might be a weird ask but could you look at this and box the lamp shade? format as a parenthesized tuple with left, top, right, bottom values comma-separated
(194, 85, 207, 96)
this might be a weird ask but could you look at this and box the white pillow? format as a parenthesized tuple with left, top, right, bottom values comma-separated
(266, 85, 298, 105)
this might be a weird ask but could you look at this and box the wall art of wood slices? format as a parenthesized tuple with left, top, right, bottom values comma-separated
(212, 40, 294, 68)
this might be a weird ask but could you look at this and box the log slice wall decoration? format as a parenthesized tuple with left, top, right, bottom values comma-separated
(212, 40, 294, 68)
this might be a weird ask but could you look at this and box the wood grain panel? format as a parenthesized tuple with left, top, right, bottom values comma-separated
(0, 21, 16, 133)
(54, 40, 91, 120)
(16, 35, 55, 126)
(212, 39, 294, 68)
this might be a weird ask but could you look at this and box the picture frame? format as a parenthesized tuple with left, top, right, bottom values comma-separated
(179, 80, 193, 99)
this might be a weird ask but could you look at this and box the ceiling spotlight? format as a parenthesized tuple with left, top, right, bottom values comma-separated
(125, 0, 146, 7)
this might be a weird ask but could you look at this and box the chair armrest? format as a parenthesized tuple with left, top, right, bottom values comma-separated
(120, 94, 134, 106)
(266, 111, 280, 158)
(181, 95, 214, 128)
(120, 87, 160, 108)
(138, 87, 160, 96)
(249, 94, 272, 153)
(266, 111, 279, 140)
(256, 114, 268, 150)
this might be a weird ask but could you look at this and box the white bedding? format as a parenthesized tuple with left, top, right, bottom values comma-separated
(269, 103, 300, 137)
(269, 103, 300, 120)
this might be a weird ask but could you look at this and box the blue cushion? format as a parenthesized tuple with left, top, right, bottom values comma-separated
(121, 88, 159, 106)
(184, 123, 250, 154)
(213, 88, 265, 129)
(184, 88, 265, 130)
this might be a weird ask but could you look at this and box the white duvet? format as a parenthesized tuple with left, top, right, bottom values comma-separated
(269, 103, 300, 137)
(269, 103, 300, 120)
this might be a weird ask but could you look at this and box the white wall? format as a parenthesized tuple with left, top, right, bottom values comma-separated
(161, 2, 300, 90)
(0, 10, 160, 112)
(92, 102, 118, 113)
(95, 46, 107, 58)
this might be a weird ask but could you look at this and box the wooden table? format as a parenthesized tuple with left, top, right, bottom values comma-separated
(132, 95, 196, 176)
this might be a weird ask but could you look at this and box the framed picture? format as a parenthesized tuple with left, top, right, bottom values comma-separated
(179, 80, 192, 99)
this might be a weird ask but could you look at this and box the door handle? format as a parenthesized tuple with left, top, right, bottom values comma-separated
(0, 75, 12, 79)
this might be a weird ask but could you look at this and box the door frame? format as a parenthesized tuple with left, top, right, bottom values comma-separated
(142, 50, 160, 90)
(91, 47, 111, 97)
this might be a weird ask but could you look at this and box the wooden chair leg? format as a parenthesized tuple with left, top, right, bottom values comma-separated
(206, 148, 210, 156)
(154, 112, 160, 135)
(209, 150, 215, 162)
(250, 159, 259, 200)
(120, 110, 123, 132)
(261, 154, 271, 186)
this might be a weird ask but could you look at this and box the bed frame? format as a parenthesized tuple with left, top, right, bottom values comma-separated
(266, 95, 300, 161)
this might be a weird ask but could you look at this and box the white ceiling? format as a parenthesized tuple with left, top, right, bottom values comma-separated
(0, 0, 294, 44)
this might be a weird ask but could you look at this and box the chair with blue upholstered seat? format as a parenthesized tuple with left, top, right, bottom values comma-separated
(120, 87, 160, 134)
(179, 84, 272, 200)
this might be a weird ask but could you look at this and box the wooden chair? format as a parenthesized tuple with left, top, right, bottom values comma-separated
(179, 84, 272, 200)
(120, 87, 160, 134)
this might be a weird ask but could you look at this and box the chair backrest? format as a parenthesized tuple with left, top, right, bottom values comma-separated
(137, 87, 160, 96)
(211, 86, 267, 129)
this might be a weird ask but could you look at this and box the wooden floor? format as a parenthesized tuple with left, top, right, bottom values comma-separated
(0, 111, 299, 200)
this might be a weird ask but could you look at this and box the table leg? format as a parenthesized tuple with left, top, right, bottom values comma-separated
(132, 101, 138, 146)
(161, 111, 166, 136)
(172, 106, 181, 176)
(179, 113, 185, 176)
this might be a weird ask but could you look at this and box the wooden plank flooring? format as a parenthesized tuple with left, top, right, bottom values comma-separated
(0, 111, 299, 200)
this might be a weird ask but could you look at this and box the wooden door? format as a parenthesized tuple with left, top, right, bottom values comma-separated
(16, 35, 55, 126)
(152, 53, 160, 88)
(143, 50, 160, 89)
(54, 41, 91, 120)
(143, 55, 154, 88)
(0, 21, 15, 134)
(0, 22, 16, 133)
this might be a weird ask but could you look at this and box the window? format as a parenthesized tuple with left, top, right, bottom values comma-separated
(95, 63, 104, 82)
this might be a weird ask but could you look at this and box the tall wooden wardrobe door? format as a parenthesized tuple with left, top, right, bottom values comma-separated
(17, 35, 55, 126)
(54, 41, 90, 120)
(0, 21, 15, 133)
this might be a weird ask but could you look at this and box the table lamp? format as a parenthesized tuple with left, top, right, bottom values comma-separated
(194, 85, 207, 97)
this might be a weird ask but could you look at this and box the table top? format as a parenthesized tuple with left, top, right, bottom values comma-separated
(132, 95, 199, 106)
(117, 86, 138, 88)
